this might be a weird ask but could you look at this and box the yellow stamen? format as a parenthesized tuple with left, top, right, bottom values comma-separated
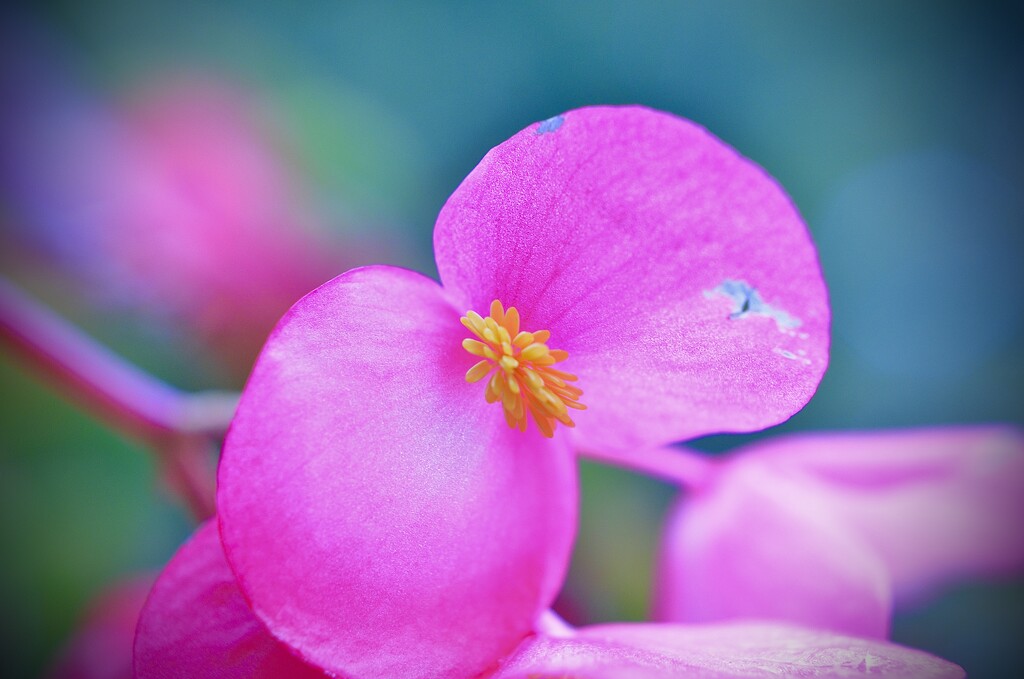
(461, 299, 585, 437)
(466, 360, 493, 383)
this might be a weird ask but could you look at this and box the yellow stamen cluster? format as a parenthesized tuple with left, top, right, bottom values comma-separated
(461, 300, 585, 438)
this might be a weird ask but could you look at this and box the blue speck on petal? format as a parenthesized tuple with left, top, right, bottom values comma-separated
(712, 280, 801, 329)
(536, 115, 565, 135)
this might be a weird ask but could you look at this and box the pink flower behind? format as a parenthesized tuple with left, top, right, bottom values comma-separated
(656, 426, 1024, 637)
(0, 34, 385, 373)
(217, 106, 831, 677)
(107, 77, 353, 366)
(47, 575, 153, 679)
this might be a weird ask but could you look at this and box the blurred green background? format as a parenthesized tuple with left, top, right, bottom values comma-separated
(1, 2, 1022, 677)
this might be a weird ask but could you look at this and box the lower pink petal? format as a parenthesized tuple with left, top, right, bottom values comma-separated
(133, 521, 326, 678)
(218, 266, 578, 678)
(492, 621, 963, 678)
(656, 463, 893, 637)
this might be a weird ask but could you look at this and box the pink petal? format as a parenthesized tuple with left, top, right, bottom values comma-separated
(492, 621, 964, 678)
(434, 106, 829, 450)
(48, 575, 153, 679)
(656, 461, 893, 637)
(737, 426, 1024, 604)
(218, 266, 578, 678)
(133, 521, 325, 679)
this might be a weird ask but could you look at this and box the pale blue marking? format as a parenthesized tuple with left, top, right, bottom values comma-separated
(536, 114, 565, 134)
(711, 280, 801, 329)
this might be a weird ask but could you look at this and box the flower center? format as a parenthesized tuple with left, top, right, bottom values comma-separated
(461, 299, 585, 438)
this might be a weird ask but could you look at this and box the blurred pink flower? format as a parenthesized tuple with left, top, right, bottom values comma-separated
(47, 575, 153, 679)
(135, 521, 964, 679)
(655, 426, 1024, 638)
(104, 77, 353, 364)
(0, 35, 389, 372)
(216, 105, 830, 677)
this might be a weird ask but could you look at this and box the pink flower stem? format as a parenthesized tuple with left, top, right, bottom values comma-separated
(0, 278, 237, 519)
(576, 443, 718, 490)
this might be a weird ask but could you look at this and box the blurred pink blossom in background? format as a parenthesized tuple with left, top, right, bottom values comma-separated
(47, 575, 153, 679)
(0, 24, 395, 374)
(656, 427, 1024, 637)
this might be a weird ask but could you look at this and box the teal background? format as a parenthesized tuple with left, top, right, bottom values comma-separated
(1, 2, 1022, 677)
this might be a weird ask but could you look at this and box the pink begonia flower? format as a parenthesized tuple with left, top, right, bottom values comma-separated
(656, 426, 1024, 639)
(217, 106, 830, 677)
(47, 575, 153, 679)
(135, 521, 965, 679)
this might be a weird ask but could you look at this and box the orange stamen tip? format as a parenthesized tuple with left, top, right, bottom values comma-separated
(461, 299, 584, 436)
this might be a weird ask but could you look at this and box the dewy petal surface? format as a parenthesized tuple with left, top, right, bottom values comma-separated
(736, 426, 1024, 604)
(490, 621, 964, 678)
(218, 266, 578, 678)
(133, 521, 325, 679)
(656, 462, 893, 638)
(435, 106, 829, 450)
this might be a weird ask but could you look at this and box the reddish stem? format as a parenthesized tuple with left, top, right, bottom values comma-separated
(0, 278, 236, 519)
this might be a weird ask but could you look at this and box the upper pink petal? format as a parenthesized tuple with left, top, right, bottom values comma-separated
(434, 106, 829, 450)
(655, 461, 893, 638)
(217, 266, 578, 678)
(491, 621, 964, 678)
(133, 521, 326, 679)
(738, 426, 1024, 604)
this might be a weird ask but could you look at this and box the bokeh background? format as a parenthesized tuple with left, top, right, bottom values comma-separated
(1, 1, 1022, 677)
